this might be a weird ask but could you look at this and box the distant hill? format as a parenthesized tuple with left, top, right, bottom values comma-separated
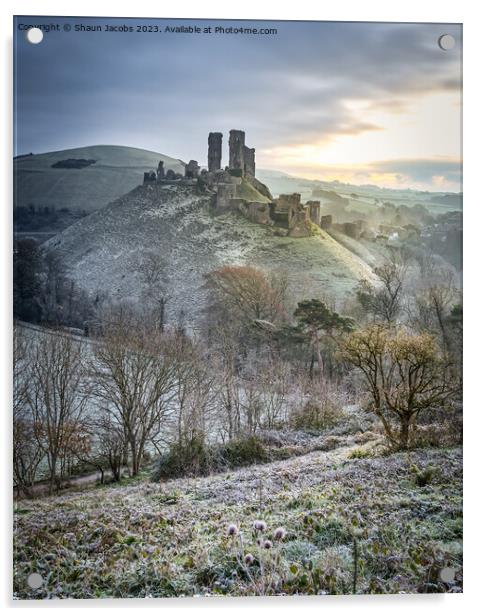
(311, 189, 349, 204)
(257, 169, 463, 214)
(14, 145, 185, 214)
(14, 147, 462, 219)
(46, 182, 379, 326)
(429, 193, 463, 208)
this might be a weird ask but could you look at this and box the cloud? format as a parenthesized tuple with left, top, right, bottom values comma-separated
(371, 158, 461, 186)
(14, 17, 462, 184)
(276, 157, 462, 191)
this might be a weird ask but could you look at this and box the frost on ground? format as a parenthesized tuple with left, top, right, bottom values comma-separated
(14, 443, 462, 598)
(46, 183, 379, 325)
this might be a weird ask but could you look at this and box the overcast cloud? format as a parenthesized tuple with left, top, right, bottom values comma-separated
(14, 17, 462, 190)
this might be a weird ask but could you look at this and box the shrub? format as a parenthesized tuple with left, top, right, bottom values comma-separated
(270, 445, 305, 461)
(283, 540, 320, 562)
(353, 431, 380, 445)
(310, 517, 353, 550)
(348, 447, 371, 460)
(340, 325, 457, 449)
(220, 435, 268, 467)
(291, 398, 345, 432)
(409, 463, 436, 487)
(319, 435, 347, 451)
(152, 434, 216, 480)
(152, 435, 268, 481)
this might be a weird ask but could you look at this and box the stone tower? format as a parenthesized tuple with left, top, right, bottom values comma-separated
(243, 146, 255, 177)
(306, 200, 321, 226)
(229, 129, 245, 172)
(208, 132, 222, 172)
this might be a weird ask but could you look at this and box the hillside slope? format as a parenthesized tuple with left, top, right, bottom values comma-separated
(47, 182, 379, 325)
(14, 444, 462, 598)
(14, 146, 461, 218)
(14, 145, 184, 213)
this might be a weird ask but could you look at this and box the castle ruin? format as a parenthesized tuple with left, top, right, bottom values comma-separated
(142, 129, 326, 237)
(228, 129, 245, 173)
(243, 146, 255, 177)
(208, 132, 222, 172)
(185, 160, 200, 178)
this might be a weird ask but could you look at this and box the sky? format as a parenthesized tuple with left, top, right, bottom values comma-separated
(14, 17, 462, 191)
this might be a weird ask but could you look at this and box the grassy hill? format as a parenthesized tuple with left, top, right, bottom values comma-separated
(14, 147, 462, 219)
(14, 145, 185, 214)
(46, 182, 379, 325)
(14, 442, 462, 598)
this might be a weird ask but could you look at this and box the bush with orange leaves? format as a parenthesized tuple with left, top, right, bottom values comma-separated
(205, 265, 288, 328)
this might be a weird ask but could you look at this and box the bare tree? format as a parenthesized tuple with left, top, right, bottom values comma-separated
(205, 265, 288, 328)
(37, 250, 68, 325)
(92, 320, 177, 476)
(13, 327, 43, 496)
(139, 251, 170, 331)
(13, 415, 43, 497)
(90, 411, 125, 483)
(13, 325, 28, 421)
(239, 373, 263, 435)
(259, 358, 292, 428)
(239, 356, 292, 430)
(214, 333, 243, 440)
(408, 266, 460, 357)
(356, 257, 407, 323)
(27, 332, 88, 494)
(166, 333, 219, 449)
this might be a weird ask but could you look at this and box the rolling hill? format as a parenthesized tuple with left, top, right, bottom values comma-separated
(47, 181, 379, 326)
(14, 145, 185, 214)
(14, 145, 462, 219)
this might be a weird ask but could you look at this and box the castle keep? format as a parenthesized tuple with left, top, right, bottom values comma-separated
(207, 132, 222, 172)
(143, 129, 322, 237)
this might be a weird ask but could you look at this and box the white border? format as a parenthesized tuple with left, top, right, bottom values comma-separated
(1, 1, 478, 614)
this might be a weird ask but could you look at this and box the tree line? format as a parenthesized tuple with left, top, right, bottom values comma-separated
(13, 249, 462, 496)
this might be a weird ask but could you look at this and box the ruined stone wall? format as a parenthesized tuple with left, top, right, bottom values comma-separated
(288, 205, 312, 237)
(270, 194, 301, 228)
(243, 146, 255, 177)
(215, 184, 237, 210)
(185, 160, 200, 178)
(229, 130, 245, 172)
(208, 132, 222, 172)
(306, 200, 321, 226)
(143, 171, 156, 183)
(277, 193, 302, 209)
(343, 222, 361, 239)
(320, 215, 332, 230)
(165, 169, 182, 180)
(238, 201, 271, 225)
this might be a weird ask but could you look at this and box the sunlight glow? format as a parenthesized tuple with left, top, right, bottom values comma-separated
(258, 91, 461, 191)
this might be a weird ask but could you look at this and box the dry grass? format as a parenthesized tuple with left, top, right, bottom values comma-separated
(14, 442, 462, 598)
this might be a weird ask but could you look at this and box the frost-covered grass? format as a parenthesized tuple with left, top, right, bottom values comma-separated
(13, 444, 462, 599)
(45, 182, 379, 325)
